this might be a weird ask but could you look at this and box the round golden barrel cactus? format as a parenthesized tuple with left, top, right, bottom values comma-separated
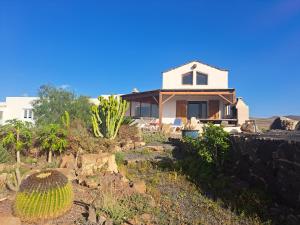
(14, 170, 73, 221)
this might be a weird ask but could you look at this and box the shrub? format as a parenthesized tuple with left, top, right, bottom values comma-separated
(118, 124, 141, 142)
(33, 85, 92, 126)
(14, 170, 73, 221)
(0, 144, 11, 163)
(38, 124, 67, 163)
(142, 131, 168, 144)
(201, 123, 230, 168)
(1, 119, 32, 163)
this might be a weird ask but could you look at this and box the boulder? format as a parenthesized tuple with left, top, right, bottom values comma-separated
(77, 153, 118, 176)
(270, 117, 298, 131)
(147, 145, 164, 152)
(132, 180, 146, 194)
(295, 121, 300, 131)
(55, 168, 76, 181)
(134, 141, 146, 148)
(0, 213, 21, 225)
(241, 121, 258, 133)
(59, 154, 76, 169)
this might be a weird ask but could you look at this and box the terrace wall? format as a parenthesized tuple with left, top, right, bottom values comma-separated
(228, 136, 300, 208)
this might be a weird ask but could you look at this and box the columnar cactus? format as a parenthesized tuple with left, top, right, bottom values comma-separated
(14, 170, 73, 221)
(91, 95, 129, 140)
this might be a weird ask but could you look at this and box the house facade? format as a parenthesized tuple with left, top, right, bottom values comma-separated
(0, 97, 102, 125)
(122, 61, 249, 125)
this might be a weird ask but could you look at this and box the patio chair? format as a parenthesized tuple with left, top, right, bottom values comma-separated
(171, 118, 183, 132)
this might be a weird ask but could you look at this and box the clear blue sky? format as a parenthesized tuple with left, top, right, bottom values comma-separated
(0, 0, 300, 117)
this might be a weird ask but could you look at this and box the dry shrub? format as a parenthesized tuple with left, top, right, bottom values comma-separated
(67, 119, 117, 154)
(118, 124, 142, 142)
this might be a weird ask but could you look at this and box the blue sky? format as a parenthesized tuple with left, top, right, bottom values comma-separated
(0, 0, 300, 117)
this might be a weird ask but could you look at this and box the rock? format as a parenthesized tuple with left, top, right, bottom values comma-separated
(295, 121, 300, 131)
(270, 117, 298, 131)
(110, 145, 122, 152)
(287, 214, 300, 225)
(77, 153, 118, 176)
(134, 141, 146, 148)
(88, 205, 97, 223)
(147, 145, 164, 152)
(98, 215, 106, 225)
(121, 142, 135, 151)
(55, 168, 76, 181)
(0, 213, 21, 225)
(133, 180, 146, 194)
(59, 154, 76, 169)
(105, 219, 113, 225)
(84, 178, 99, 189)
(241, 120, 258, 133)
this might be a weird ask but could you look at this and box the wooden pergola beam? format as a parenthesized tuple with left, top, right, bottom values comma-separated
(162, 94, 175, 105)
(218, 94, 234, 104)
(161, 91, 234, 95)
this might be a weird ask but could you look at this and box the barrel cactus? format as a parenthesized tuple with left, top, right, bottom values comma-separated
(14, 170, 73, 221)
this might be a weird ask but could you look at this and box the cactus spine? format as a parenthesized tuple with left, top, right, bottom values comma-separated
(14, 170, 73, 221)
(91, 95, 129, 140)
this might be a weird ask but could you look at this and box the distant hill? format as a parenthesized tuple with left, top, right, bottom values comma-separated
(251, 115, 300, 130)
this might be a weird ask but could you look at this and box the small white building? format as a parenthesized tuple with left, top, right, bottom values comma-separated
(0, 97, 38, 125)
(122, 60, 249, 125)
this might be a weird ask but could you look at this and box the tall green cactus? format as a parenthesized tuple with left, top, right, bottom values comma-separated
(91, 95, 129, 140)
(14, 170, 73, 221)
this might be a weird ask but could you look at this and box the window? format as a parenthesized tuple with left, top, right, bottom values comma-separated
(196, 72, 208, 85)
(182, 72, 193, 85)
(141, 103, 151, 117)
(24, 109, 33, 119)
(224, 104, 231, 116)
(187, 101, 207, 119)
(132, 102, 158, 118)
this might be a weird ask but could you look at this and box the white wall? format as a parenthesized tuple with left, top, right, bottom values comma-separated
(161, 95, 226, 124)
(0, 97, 38, 124)
(162, 61, 228, 90)
(236, 97, 249, 125)
(0, 95, 121, 125)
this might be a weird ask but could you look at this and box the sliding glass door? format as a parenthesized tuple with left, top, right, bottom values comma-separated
(187, 101, 207, 119)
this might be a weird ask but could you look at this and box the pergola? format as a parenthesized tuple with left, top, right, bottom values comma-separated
(121, 89, 237, 125)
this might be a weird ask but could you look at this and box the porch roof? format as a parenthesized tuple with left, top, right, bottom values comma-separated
(122, 88, 236, 104)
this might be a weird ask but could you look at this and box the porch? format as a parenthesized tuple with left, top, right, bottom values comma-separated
(121, 89, 237, 126)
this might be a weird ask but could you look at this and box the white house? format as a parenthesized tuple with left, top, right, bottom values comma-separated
(0, 97, 38, 125)
(122, 60, 249, 125)
(0, 97, 107, 125)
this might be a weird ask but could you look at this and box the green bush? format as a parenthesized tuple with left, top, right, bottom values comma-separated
(183, 123, 230, 169)
(0, 144, 10, 163)
(14, 170, 73, 221)
(38, 124, 68, 163)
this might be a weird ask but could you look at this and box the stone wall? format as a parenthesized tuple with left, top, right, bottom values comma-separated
(228, 136, 300, 208)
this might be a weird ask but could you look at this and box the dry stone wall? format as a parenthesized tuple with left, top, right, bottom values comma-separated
(228, 136, 300, 208)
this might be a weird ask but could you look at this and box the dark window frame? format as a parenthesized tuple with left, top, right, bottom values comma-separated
(196, 72, 208, 85)
(182, 72, 193, 85)
(187, 101, 208, 119)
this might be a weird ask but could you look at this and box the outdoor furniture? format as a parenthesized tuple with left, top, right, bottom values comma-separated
(171, 118, 183, 132)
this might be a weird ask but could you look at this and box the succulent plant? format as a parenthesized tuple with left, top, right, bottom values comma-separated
(91, 95, 129, 140)
(14, 170, 73, 221)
